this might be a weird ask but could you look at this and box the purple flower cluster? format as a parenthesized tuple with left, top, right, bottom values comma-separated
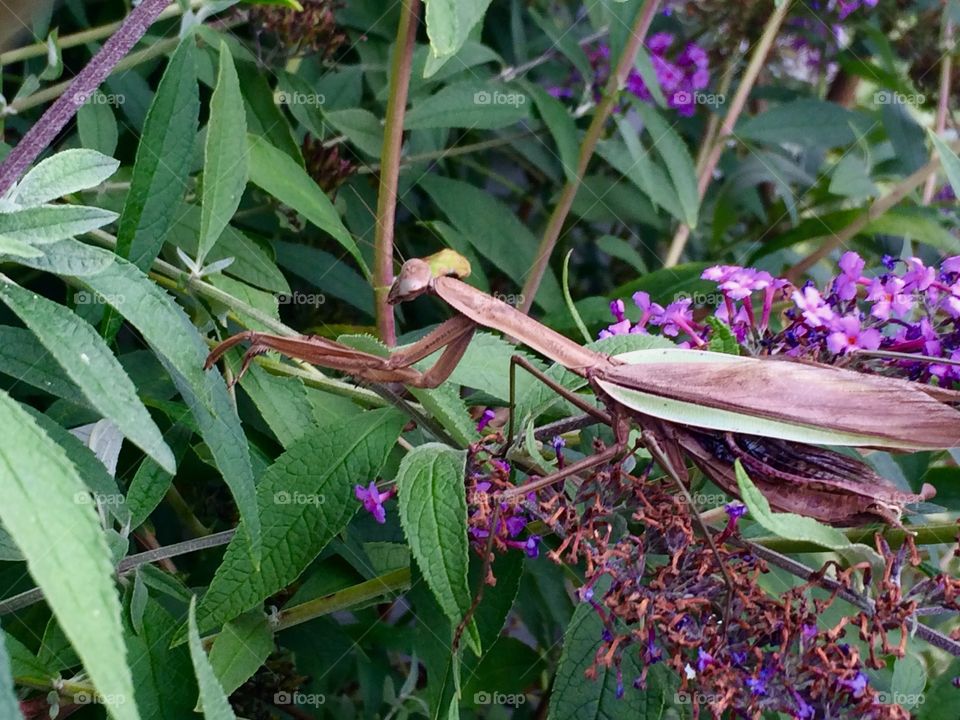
(600, 253, 960, 386)
(550, 33, 710, 117)
(835, 0, 878, 20)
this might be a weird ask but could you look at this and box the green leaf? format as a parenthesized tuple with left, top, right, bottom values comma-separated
(864, 208, 960, 253)
(738, 99, 864, 148)
(0, 279, 175, 472)
(198, 42, 248, 264)
(22, 239, 260, 565)
(424, 0, 492, 59)
(419, 175, 562, 311)
(194, 409, 405, 633)
(117, 36, 199, 270)
(635, 104, 699, 227)
(525, 83, 579, 182)
(405, 80, 530, 130)
(247, 135, 368, 276)
(208, 611, 273, 695)
(549, 602, 677, 719)
(0, 204, 118, 245)
(0, 391, 139, 720)
(0, 631, 25, 720)
(930, 132, 960, 198)
(78, 90, 120, 157)
(705, 317, 740, 355)
(735, 461, 877, 558)
(0, 235, 42, 257)
(397, 444, 479, 653)
(323, 108, 384, 157)
(188, 598, 238, 720)
(125, 595, 197, 720)
(234, 361, 315, 448)
(14, 149, 119, 206)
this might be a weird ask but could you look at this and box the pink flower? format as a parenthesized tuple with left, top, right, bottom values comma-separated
(355, 481, 395, 524)
(826, 315, 882, 355)
(866, 276, 912, 320)
(718, 268, 773, 301)
(942, 256, 960, 274)
(832, 251, 864, 301)
(792, 286, 836, 327)
(902, 257, 935, 292)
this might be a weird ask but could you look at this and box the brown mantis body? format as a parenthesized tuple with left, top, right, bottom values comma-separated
(205, 254, 960, 526)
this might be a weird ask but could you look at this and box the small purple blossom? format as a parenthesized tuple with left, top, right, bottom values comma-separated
(832, 251, 865, 301)
(355, 481, 395, 524)
(826, 315, 882, 355)
(792, 286, 836, 328)
(476, 408, 496, 433)
(843, 671, 869, 698)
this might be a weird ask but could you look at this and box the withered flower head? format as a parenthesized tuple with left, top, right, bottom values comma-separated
(250, 0, 347, 61)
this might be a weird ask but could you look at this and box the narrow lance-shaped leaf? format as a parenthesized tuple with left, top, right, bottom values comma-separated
(246, 135, 369, 277)
(0, 278, 175, 473)
(17, 238, 261, 565)
(197, 42, 248, 265)
(0, 204, 118, 245)
(13, 149, 119, 207)
(188, 598, 238, 720)
(0, 392, 139, 720)
(0, 630, 24, 720)
(117, 35, 200, 270)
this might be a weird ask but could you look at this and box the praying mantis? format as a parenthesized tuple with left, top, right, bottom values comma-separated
(206, 250, 960, 527)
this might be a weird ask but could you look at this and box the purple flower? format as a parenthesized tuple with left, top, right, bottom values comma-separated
(746, 677, 767, 696)
(725, 502, 747, 521)
(551, 435, 566, 469)
(355, 481, 395, 524)
(702, 265, 741, 282)
(504, 515, 527, 537)
(792, 286, 836, 327)
(610, 299, 626, 323)
(837, 0, 878, 19)
(902, 257, 935, 292)
(826, 315, 882, 354)
(833, 251, 865, 301)
(696, 648, 714, 672)
(866, 276, 912, 320)
(718, 268, 773, 301)
(476, 408, 496, 433)
(942, 256, 960, 274)
(843, 671, 869, 698)
(650, 298, 704, 345)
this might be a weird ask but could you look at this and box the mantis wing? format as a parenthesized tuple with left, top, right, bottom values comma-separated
(597, 348, 960, 450)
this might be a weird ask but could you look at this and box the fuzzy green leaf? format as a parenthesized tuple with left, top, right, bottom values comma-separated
(188, 598, 237, 720)
(14, 149, 119, 207)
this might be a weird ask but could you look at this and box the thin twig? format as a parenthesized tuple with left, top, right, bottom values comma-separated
(518, 0, 661, 314)
(663, 0, 792, 267)
(923, 13, 954, 204)
(0, 0, 171, 195)
(374, 0, 421, 346)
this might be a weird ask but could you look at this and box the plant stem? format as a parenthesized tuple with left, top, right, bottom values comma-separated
(373, 0, 420, 346)
(752, 522, 960, 553)
(788, 142, 960, 281)
(0, 0, 201, 65)
(663, 0, 791, 267)
(923, 12, 954, 204)
(518, 0, 661, 314)
(0, 0, 171, 196)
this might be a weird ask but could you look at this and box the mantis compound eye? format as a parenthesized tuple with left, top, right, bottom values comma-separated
(387, 258, 434, 304)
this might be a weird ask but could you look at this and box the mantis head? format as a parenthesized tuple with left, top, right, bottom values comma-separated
(387, 250, 471, 305)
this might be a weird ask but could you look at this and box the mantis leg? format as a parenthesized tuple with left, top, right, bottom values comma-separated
(506, 354, 612, 451)
(499, 441, 625, 500)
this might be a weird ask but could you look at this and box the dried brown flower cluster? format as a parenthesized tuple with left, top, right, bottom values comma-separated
(250, 0, 347, 61)
(465, 439, 960, 719)
(301, 135, 355, 196)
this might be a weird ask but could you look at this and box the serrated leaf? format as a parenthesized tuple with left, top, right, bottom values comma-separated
(396, 444, 479, 654)
(323, 108, 384, 157)
(738, 99, 863, 148)
(22, 238, 260, 564)
(198, 42, 248, 264)
(0, 631, 25, 720)
(247, 134, 368, 276)
(193, 409, 405, 633)
(188, 598, 237, 720)
(117, 36, 199, 271)
(0, 279, 175, 473)
(78, 91, 119, 157)
(549, 602, 677, 719)
(525, 83, 579, 182)
(0, 391, 139, 720)
(635, 104, 698, 227)
(14, 149, 119, 207)
(409, 384, 477, 447)
(208, 611, 273, 695)
(405, 80, 530, 130)
(234, 361, 315, 448)
(0, 235, 42, 257)
(0, 204, 118, 245)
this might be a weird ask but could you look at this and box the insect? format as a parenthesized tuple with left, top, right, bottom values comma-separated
(206, 251, 960, 526)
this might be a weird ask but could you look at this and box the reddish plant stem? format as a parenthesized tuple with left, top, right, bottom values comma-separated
(374, 0, 421, 346)
(518, 0, 660, 314)
(0, 0, 170, 196)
